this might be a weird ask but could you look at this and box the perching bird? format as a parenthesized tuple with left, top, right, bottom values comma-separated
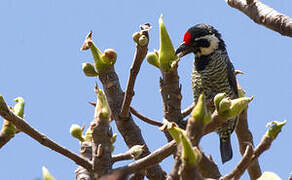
(175, 24, 238, 163)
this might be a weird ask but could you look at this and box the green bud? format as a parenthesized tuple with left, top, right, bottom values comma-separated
(158, 15, 178, 71)
(81, 32, 116, 73)
(266, 120, 286, 139)
(238, 88, 246, 98)
(138, 35, 149, 46)
(167, 124, 185, 144)
(111, 133, 117, 144)
(42, 166, 55, 180)
(84, 127, 92, 142)
(13, 97, 25, 118)
(132, 32, 141, 43)
(70, 124, 84, 142)
(181, 133, 201, 167)
(95, 87, 111, 120)
(192, 94, 211, 124)
(146, 52, 160, 68)
(218, 97, 232, 114)
(129, 145, 144, 158)
(214, 93, 227, 112)
(82, 63, 98, 77)
(257, 171, 281, 180)
(227, 96, 253, 117)
(102, 49, 117, 65)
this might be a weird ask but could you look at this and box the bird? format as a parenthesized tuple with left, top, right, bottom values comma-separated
(175, 24, 238, 163)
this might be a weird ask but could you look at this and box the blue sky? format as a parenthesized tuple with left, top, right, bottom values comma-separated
(0, 0, 291, 179)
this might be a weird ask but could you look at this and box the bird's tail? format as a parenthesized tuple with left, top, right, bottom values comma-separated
(220, 136, 233, 164)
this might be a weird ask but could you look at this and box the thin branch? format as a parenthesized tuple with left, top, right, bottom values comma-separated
(181, 103, 195, 118)
(235, 110, 262, 179)
(222, 145, 254, 180)
(227, 0, 292, 37)
(130, 106, 163, 127)
(222, 130, 281, 180)
(112, 152, 134, 163)
(121, 140, 176, 174)
(120, 24, 151, 118)
(0, 96, 93, 171)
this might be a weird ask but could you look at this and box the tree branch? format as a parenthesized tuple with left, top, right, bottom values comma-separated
(221, 145, 254, 180)
(98, 66, 165, 179)
(0, 131, 12, 148)
(112, 151, 134, 163)
(181, 103, 195, 118)
(120, 24, 151, 118)
(130, 106, 163, 127)
(0, 95, 93, 171)
(235, 110, 261, 179)
(227, 0, 292, 37)
(121, 140, 176, 174)
(222, 127, 282, 180)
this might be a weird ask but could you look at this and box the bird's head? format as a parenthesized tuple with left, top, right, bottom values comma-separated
(175, 24, 225, 58)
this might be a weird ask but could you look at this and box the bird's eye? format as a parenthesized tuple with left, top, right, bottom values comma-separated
(195, 39, 210, 48)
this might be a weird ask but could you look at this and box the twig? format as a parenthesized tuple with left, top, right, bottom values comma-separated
(130, 106, 163, 127)
(227, 0, 292, 37)
(221, 145, 254, 180)
(181, 103, 195, 118)
(235, 110, 261, 179)
(121, 140, 176, 174)
(112, 152, 134, 163)
(222, 131, 281, 180)
(0, 96, 93, 171)
(120, 24, 151, 118)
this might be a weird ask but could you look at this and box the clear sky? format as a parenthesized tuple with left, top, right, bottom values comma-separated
(0, 0, 292, 179)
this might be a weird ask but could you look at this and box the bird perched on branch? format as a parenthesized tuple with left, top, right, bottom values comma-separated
(175, 24, 238, 163)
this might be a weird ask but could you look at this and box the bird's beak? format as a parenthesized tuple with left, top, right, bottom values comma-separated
(175, 42, 194, 58)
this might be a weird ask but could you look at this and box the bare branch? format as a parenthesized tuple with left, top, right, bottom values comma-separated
(222, 145, 254, 180)
(130, 106, 163, 127)
(181, 103, 195, 118)
(112, 151, 134, 163)
(99, 67, 165, 179)
(120, 24, 151, 118)
(227, 0, 292, 37)
(235, 110, 262, 179)
(222, 128, 282, 180)
(0, 96, 93, 170)
(121, 140, 176, 174)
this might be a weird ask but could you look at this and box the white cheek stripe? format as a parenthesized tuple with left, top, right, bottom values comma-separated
(195, 34, 220, 56)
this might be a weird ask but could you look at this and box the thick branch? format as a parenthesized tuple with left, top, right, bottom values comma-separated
(99, 67, 165, 179)
(91, 103, 112, 175)
(76, 142, 94, 180)
(0, 132, 12, 148)
(0, 96, 92, 170)
(120, 24, 150, 118)
(227, 0, 292, 37)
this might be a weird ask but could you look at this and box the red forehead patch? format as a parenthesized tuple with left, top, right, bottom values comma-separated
(183, 31, 191, 45)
